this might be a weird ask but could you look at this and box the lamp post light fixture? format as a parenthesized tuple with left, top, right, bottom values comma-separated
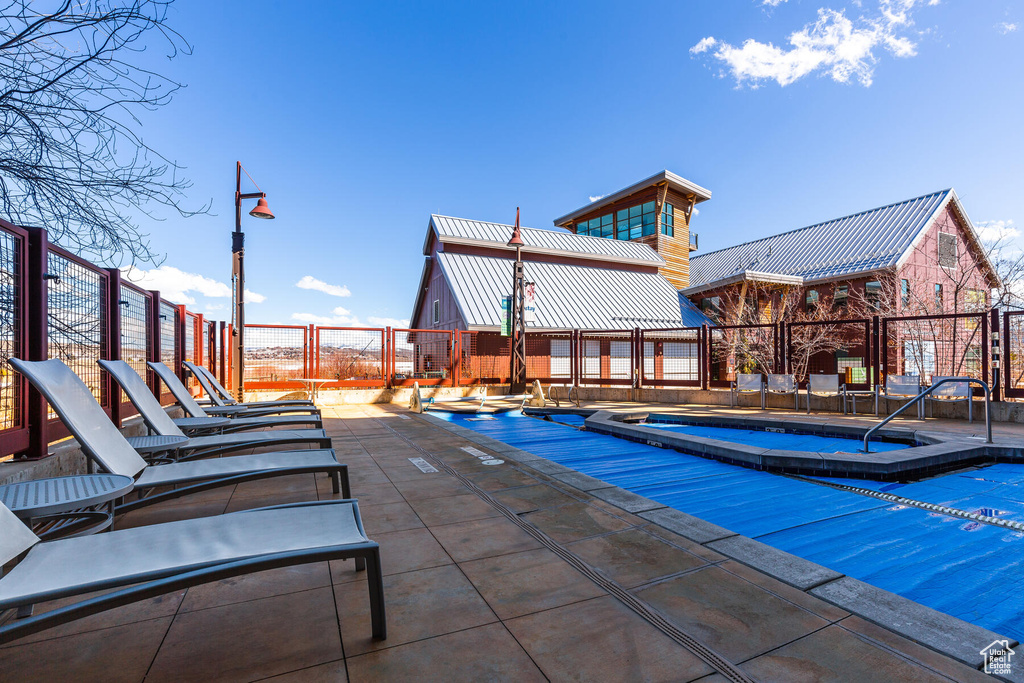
(232, 161, 275, 401)
(507, 207, 527, 394)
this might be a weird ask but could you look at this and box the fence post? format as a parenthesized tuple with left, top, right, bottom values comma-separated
(148, 291, 162, 399)
(990, 308, 1001, 402)
(982, 308, 990, 402)
(385, 326, 393, 389)
(105, 268, 123, 427)
(24, 227, 49, 459)
(633, 327, 641, 389)
(224, 323, 234, 391)
(870, 315, 880, 390)
(307, 324, 315, 378)
(175, 304, 187, 385)
(700, 325, 709, 391)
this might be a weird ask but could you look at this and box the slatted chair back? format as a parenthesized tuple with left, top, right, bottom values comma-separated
(9, 359, 148, 479)
(100, 360, 188, 437)
(148, 361, 209, 417)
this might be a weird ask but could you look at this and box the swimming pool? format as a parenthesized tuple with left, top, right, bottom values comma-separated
(438, 410, 1024, 641)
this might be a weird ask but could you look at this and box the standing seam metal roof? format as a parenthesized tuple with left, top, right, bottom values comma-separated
(688, 190, 953, 288)
(436, 252, 707, 330)
(428, 214, 665, 266)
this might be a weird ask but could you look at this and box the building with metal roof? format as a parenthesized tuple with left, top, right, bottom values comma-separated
(410, 214, 711, 331)
(684, 188, 1000, 296)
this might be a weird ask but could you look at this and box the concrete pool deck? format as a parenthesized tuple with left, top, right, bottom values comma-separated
(0, 403, 1014, 682)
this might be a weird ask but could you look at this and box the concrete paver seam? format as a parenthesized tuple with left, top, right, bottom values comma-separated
(371, 414, 756, 683)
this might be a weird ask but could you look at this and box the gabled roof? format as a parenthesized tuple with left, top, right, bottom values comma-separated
(426, 214, 664, 267)
(435, 252, 709, 331)
(687, 189, 1000, 293)
(553, 170, 712, 227)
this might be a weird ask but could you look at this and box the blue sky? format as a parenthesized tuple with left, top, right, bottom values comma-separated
(117, 0, 1023, 327)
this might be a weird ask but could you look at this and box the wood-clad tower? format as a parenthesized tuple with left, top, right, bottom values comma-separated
(553, 170, 711, 290)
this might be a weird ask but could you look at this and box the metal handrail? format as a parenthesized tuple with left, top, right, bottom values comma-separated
(862, 377, 991, 452)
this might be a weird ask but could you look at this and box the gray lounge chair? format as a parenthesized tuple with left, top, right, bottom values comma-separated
(184, 361, 318, 411)
(9, 358, 349, 511)
(102, 360, 322, 433)
(0, 499, 385, 643)
(153, 361, 318, 419)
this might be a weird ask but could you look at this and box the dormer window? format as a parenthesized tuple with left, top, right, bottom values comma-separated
(661, 203, 675, 237)
(616, 201, 656, 240)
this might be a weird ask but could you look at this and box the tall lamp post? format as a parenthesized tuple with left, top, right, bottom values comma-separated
(232, 161, 275, 400)
(508, 208, 527, 394)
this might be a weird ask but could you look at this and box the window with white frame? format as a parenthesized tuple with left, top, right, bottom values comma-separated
(550, 339, 571, 378)
(432, 300, 439, 324)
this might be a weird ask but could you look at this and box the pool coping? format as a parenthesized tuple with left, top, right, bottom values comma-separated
(581, 410, 1001, 480)
(416, 410, 1020, 675)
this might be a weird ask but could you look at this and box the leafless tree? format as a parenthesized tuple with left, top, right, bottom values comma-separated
(0, 0, 204, 266)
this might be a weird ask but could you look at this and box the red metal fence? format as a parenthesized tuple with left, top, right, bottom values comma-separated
(0, 224, 232, 460)
(0, 222, 1012, 460)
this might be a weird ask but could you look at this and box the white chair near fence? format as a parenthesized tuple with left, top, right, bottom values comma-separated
(766, 374, 799, 410)
(805, 374, 842, 414)
(876, 375, 924, 418)
(730, 373, 764, 409)
(926, 376, 974, 423)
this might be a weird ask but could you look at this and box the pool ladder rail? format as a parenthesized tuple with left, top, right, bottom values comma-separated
(862, 377, 991, 453)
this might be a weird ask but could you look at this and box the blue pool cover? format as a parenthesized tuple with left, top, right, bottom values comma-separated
(438, 410, 1024, 641)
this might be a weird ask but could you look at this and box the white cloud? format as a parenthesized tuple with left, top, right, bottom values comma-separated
(368, 316, 410, 328)
(295, 275, 351, 297)
(690, 37, 717, 55)
(332, 306, 351, 316)
(588, 194, 606, 203)
(691, 0, 930, 88)
(998, 22, 1018, 34)
(204, 303, 226, 312)
(119, 265, 265, 307)
(977, 219, 1020, 244)
(761, 0, 788, 7)
(121, 265, 229, 304)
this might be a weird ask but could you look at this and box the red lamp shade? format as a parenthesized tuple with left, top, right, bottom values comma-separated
(507, 207, 524, 246)
(249, 196, 275, 220)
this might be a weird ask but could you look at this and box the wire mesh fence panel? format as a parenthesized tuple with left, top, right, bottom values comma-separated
(883, 313, 988, 390)
(640, 328, 701, 386)
(707, 325, 776, 387)
(459, 332, 509, 385)
(391, 329, 453, 385)
(316, 327, 385, 387)
(525, 331, 574, 383)
(159, 301, 177, 398)
(183, 312, 199, 387)
(204, 320, 215, 373)
(577, 331, 634, 386)
(1004, 311, 1024, 399)
(244, 325, 308, 386)
(46, 248, 108, 413)
(119, 284, 151, 387)
(787, 319, 871, 386)
(0, 225, 24, 436)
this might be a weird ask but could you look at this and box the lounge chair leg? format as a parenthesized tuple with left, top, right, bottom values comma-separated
(365, 550, 387, 640)
(331, 471, 341, 495)
(355, 556, 366, 571)
(17, 604, 33, 618)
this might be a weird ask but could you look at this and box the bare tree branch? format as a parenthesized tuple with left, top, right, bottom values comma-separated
(0, 0, 206, 267)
